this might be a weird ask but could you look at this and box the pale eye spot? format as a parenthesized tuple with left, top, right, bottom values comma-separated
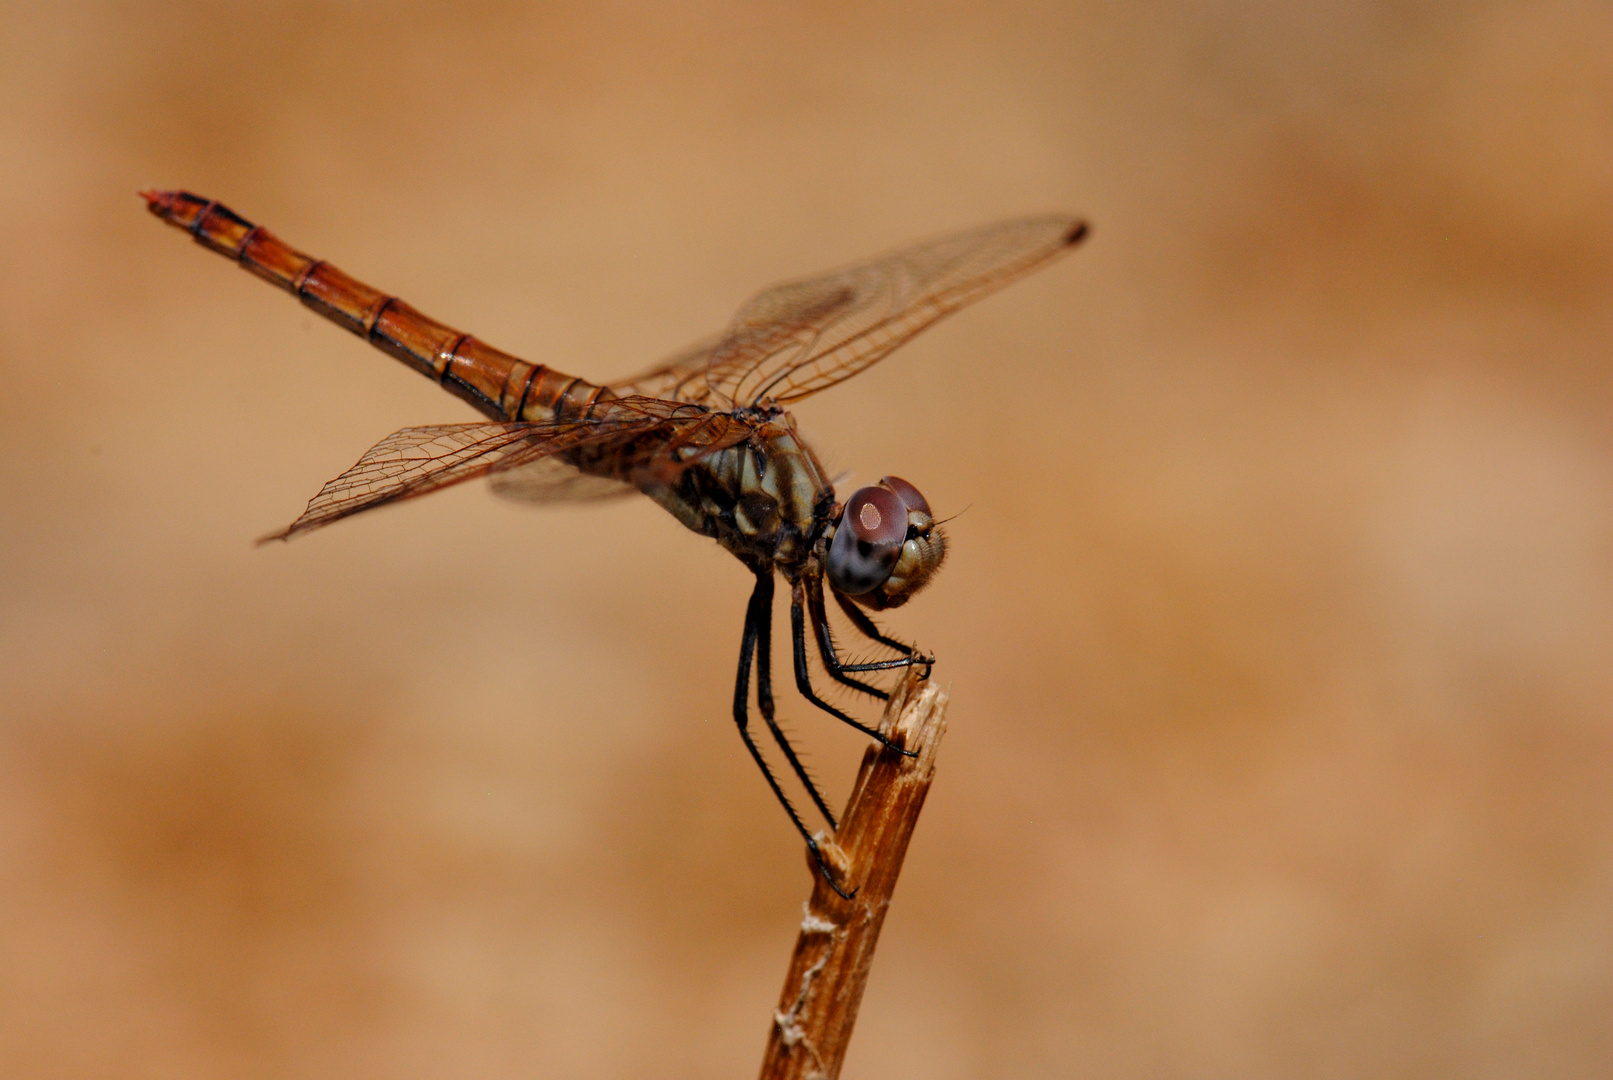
(859, 502, 882, 531)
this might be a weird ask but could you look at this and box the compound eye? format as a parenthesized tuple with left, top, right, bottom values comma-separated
(847, 486, 907, 546)
(826, 485, 906, 595)
(878, 475, 931, 517)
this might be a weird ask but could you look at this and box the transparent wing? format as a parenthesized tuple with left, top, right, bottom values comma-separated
(261, 398, 746, 541)
(607, 332, 725, 407)
(260, 423, 542, 542)
(488, 457, 638, 505)
(612, 215, 1086, 408)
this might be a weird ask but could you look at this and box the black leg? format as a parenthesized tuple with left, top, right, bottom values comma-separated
(733, 572, 854, 898)
(809, 577, 931, 678)
(833, 587, 935, 674)
(790, 581, 917, 757)
(752, 571, 839, 829)
(804, 587, 888, 699)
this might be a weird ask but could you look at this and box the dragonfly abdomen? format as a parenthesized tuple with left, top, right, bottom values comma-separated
(141, 190, 605, 424)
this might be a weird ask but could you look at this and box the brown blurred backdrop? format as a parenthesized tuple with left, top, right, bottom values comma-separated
(3, 3, 1611, 1077)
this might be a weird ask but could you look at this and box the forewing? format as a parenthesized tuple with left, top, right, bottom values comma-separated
(704, 214, 1087, 407)
(607, 332, 724, 406)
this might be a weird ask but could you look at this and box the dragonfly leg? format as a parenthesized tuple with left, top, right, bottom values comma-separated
(790, 581, 918, 758)
(831, 586, 935, 676)
(807, 575, 932, 680)
(752, 571, 839, 829)
(802, 582, 889, 699)
(735, 571, 854, 898)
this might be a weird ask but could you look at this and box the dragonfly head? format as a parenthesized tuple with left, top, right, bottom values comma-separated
(826, 476, 946, 610)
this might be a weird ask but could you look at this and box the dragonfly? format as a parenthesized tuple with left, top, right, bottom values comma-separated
(143, 190, 1087, 893)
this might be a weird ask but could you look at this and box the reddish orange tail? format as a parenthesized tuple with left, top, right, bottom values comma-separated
(142, 190, 604, 423)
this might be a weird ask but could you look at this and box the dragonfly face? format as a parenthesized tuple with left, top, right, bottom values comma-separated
(826, 476, 946, 610)
(143, 189, 1086, 893)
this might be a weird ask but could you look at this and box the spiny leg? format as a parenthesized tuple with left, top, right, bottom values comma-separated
(804, 584, 888, 699)
(734, 572, 853, 898)
(751, 571, 839, 829)
(808, 575, 931, 679)
(790, 580, 917, 757)
(832, 586, 934, 673)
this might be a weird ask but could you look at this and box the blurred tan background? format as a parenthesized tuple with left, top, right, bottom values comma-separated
(3, 2, 1611, 1077)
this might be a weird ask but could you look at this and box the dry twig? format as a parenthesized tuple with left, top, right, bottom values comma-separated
(758, 671, 950, 1080)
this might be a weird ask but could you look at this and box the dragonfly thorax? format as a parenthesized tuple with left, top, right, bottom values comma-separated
(642, 410, 835, 572)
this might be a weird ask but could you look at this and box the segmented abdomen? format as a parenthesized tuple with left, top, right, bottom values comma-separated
(142, 190, 607, 423)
